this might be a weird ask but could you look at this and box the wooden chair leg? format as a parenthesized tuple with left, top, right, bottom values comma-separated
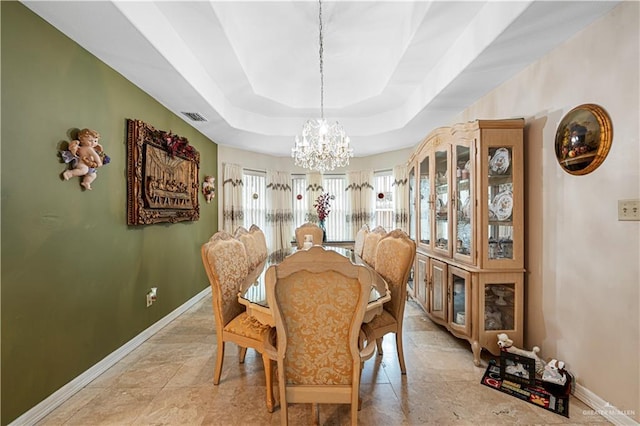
(396, 332, 407, 374)
(261, 354, 275, 412)
(312, 403, 320, 425)
(239, 346, 248, 363)
(213, 340, 225, 385)
(376, 337, 383, 355)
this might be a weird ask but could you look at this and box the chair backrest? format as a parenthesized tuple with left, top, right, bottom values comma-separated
(294, 222, 324, 248)
(201, 230, 249, 329)
(249, 224, 268, 262)
(354, 224, 370, 257)
(361, 226, 387, 267)
(266, 246, 371, 387)
(374, 229, 416, 321)
(235, 226, 262, 271)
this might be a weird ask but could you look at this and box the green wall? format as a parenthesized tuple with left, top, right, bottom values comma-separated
(1, 2, 218, 423)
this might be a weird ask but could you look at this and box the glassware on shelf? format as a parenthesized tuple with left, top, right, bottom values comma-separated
(453, 279, 465, 325)
(500, 238, 513, 258)
(484, 283, 516, 330)
(488, 237, 499, 259)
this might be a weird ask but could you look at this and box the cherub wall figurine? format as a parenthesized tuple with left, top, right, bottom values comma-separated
(202, 175, 216, 203)
(60, 128, 110, 190)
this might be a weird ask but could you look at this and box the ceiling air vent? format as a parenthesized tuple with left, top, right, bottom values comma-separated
(182, 112, 207, 122)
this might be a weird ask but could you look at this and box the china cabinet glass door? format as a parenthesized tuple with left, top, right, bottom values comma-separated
(448, 266, 471, 337)
(453, 141, 474, 264)
(419, 155, 431, 249)
(434, 147, 450, 256)
(482, 140, 522, 269)
(479, 272, 523, 355)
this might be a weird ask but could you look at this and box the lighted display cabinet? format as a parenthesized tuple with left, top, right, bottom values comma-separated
(407, 119, 525, 365)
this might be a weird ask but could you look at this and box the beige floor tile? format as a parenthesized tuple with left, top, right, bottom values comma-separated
(35, 294, 611, 425)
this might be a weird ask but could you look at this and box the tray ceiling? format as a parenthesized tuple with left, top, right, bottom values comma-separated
(23, 1, 619, 157)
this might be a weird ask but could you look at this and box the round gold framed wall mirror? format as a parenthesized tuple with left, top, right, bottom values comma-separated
(554, 104, 613, 175)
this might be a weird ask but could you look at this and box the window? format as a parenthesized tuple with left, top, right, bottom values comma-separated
(323, 175, 349, 241)
(242, 170, 387, 243)
(242, 171, 266, 232)
(291, 175, 350, 242)
(374, 170, 394, 230)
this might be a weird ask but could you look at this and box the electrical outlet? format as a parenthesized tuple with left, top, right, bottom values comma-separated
(618, 199, 640, 221)
(146, 287, 157, 307)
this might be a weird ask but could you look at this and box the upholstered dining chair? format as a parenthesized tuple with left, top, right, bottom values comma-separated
(234, 226, 263, 271)
(294, 222, 324, 248)
(361, 226, 387, 268)
(200, 230, 276, 412)
(353, 224, 370, 257)
(249, 224, 268, 259)
(364, 229, 416, 374)
(264, 246, 376, 425)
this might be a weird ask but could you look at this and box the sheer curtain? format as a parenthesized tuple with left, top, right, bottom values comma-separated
(266, 170, 293, 252)
(222, 163, 244, 233)
(346, 170, 374, 239)
(305, 172, 324, 223)
(393, 164, 410, 233)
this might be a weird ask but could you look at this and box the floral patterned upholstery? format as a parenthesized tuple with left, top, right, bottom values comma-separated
(201, 230, 276, 412)
(249, 224, 268, 261)
(203, 231, 249, 327)
(277, 270, 360, 385)
(224, 311, 271, 339)
(294, 222, 324, 248)
(235, 226, 263, 271)
(354, 224, 370, 257)
(367, 229, 416, 374)
(265, 246, 373, 425)
(361, 226, 387, 268)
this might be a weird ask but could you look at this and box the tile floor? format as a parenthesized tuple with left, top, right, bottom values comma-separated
(37, 296, 609, 425)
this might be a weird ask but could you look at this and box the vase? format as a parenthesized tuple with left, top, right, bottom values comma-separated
(318, 220, 327, 243)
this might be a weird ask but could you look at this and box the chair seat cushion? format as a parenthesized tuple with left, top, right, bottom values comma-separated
(224, 312, 271, 340)
(367, 309, 397, 330)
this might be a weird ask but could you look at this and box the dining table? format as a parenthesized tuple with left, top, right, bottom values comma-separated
(238, 245, 390, 326)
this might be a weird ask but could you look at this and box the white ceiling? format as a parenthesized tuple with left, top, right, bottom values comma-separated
(23, 0, 619, 158)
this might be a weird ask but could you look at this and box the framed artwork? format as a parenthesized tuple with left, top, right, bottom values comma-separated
(500, 350, 537, 385)
(554, 104, 613, 175)
(126, 119, 200, 225)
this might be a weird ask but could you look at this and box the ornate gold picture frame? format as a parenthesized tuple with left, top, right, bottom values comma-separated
(126, 119, 200, 225)
(554, 104, 613, 175)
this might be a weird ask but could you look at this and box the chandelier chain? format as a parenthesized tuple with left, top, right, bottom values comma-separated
(318, 0, 324, 119)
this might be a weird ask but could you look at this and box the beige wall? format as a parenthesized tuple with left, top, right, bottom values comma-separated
(219, 2, 640, 421)
(457, 2, 640, 420)
(453, 2, 638, 420)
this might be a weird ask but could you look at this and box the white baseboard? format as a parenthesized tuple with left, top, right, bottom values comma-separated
(574, 383, 638, 425)
(9, 287, 212, 426)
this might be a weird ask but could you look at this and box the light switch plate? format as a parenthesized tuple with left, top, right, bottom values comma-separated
(618, 199, 640, 221)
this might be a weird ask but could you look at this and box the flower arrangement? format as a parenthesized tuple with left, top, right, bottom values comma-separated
(314, 192, 332, 222)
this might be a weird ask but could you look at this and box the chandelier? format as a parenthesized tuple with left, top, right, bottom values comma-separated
(291, 0, 353, 173)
